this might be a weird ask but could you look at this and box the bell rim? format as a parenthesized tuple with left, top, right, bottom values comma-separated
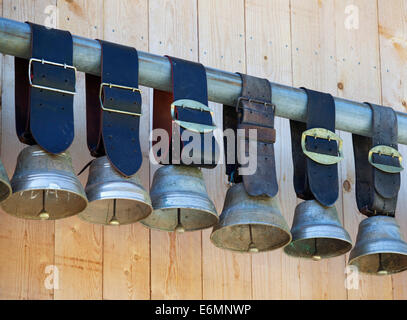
(141, 208, 219, 232)
(1, 186, 88, 220)
(284, 236, 353, 259)
(210, 222, 292, 253)
(348, 252, 407, 275)
(0, 177, 12, 202)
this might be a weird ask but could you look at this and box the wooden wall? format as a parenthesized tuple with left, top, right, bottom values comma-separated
(0, 0, 406, 300)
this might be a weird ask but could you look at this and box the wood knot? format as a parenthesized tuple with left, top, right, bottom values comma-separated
(343, 180, 351, 192)
(337, 82, 344, 90)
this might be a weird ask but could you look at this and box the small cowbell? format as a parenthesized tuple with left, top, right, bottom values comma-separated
(0, 159, 11, 203)
(1, 145, 88, 220)
(349, 215, 407, 275)
(284, 200, 352, 260)
(141, 165, 218, 232)
(210, 183, 291, 253)
(78, 156, 152, 226)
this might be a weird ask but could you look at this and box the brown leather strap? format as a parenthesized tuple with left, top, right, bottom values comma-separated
(224, 73, 278, 197)
(353, 103, 401, 217)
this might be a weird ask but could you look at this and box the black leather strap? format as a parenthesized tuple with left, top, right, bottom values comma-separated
(223, 73, 277, 197)
(85, 40, 142, 177)
(153, 56, 218, 168)
(15, 22, 75, 154)
(290, 88, 339, 207)
(352, 103, 401, 217)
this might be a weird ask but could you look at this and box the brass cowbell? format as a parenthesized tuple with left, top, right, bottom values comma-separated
(78, 156, 152, 226)
(1, 145, 88, 220)
(141, 165, 218, 232)
(211, 183, 291, 253)
(349, 215, 407, 275)
(284, 200, 352, 260)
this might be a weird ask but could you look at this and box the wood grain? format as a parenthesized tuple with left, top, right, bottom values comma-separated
(149, 0, 202, 300)
(377, 0, 407, 299)
(102, 0, 150, 300)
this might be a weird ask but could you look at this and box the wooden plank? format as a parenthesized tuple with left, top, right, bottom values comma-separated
(377, 0, 407, 299)
(335, 0, 393, 299)
(290, 0, 347, 299)
(0, 0, 55, 300)
(198, 0, 252, 299)
(245, 0, 298, 300)
(149, 0, 202, 300)
(102, 0, 150, 300)
(54, 0, 104, 300)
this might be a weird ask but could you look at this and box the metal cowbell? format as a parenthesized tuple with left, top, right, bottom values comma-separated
(349, 216, 407, 275)
(1, 145, 88, 220)
(141, 165, 218, 232)
(0, 159, 11, 203)
(210, 183, 291, 253)
(78, 156, 152, 226)
(284, 200, 352, 260)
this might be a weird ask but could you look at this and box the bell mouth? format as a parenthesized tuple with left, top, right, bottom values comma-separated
(349, 252, 407, 275)
(284, 236, 353, 259)
(78, 198, 152, 225)
(210, 222, 292, 253)
(141, 207, 219, 232)
(0, 178, 11, 203)
(1, 187, 88, 220)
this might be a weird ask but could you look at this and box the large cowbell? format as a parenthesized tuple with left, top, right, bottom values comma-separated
(141, 165, 218, 232)
(79, 156, 152, 225)
(284, 200, 352, 260)
(349, 216, 407, 275)
(211, 183, 291, 253)
(1, 145, 88, 220)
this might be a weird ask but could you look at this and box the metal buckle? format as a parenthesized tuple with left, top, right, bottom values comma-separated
(99, 82, 142, 116)
(301, 128, 344, 165)
(236, 97, 275, 112)
(368, 145, 403, 173)
(28, 58, 76, 95)
(171, 99, 216, 133)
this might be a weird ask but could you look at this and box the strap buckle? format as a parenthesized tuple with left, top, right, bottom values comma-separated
(368, 145, 403, 173)
(171, 99, 216, 133)
(28, 58, 76, 95)
(301, 128, 344, 165)
(99, 82, 142, 116)
(236, 97, 275, 112)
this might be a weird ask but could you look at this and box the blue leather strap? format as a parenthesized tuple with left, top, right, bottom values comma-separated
(14, 22, 75, 154)
(85, 40, 142, 177)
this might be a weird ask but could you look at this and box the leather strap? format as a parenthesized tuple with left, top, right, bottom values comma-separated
(352, 103, 401, 217)
(153, 56, 218, 168)
(290, 88, 339, 207)
(223, 73, 278, 197)
(85, 40, 142, 177)
(15, 22, 75, 154)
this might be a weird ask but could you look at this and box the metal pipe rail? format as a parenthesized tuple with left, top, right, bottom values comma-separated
(1, 17, 407, 144)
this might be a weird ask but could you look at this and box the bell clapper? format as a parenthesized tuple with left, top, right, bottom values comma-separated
(108, 199, 120, 226)
(377, 253, 388, 275)
(312, 238, 322, 261)
(175, 209, 185, 233)
(38, 190, 50, 220)
(248, 224, 259, 253)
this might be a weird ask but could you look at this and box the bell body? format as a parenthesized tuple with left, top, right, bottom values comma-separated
(141, 165, 218, 232)
(284, 200, 352, 260)
(1, 145, 88, 220)
(0, 160, 11, 202)
(210, 183, 291, 253)
(349, 215, 407, 275)
(78, 156, 152, 225)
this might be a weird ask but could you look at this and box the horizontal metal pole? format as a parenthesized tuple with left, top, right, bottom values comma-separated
(1, 17, 407, 144)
